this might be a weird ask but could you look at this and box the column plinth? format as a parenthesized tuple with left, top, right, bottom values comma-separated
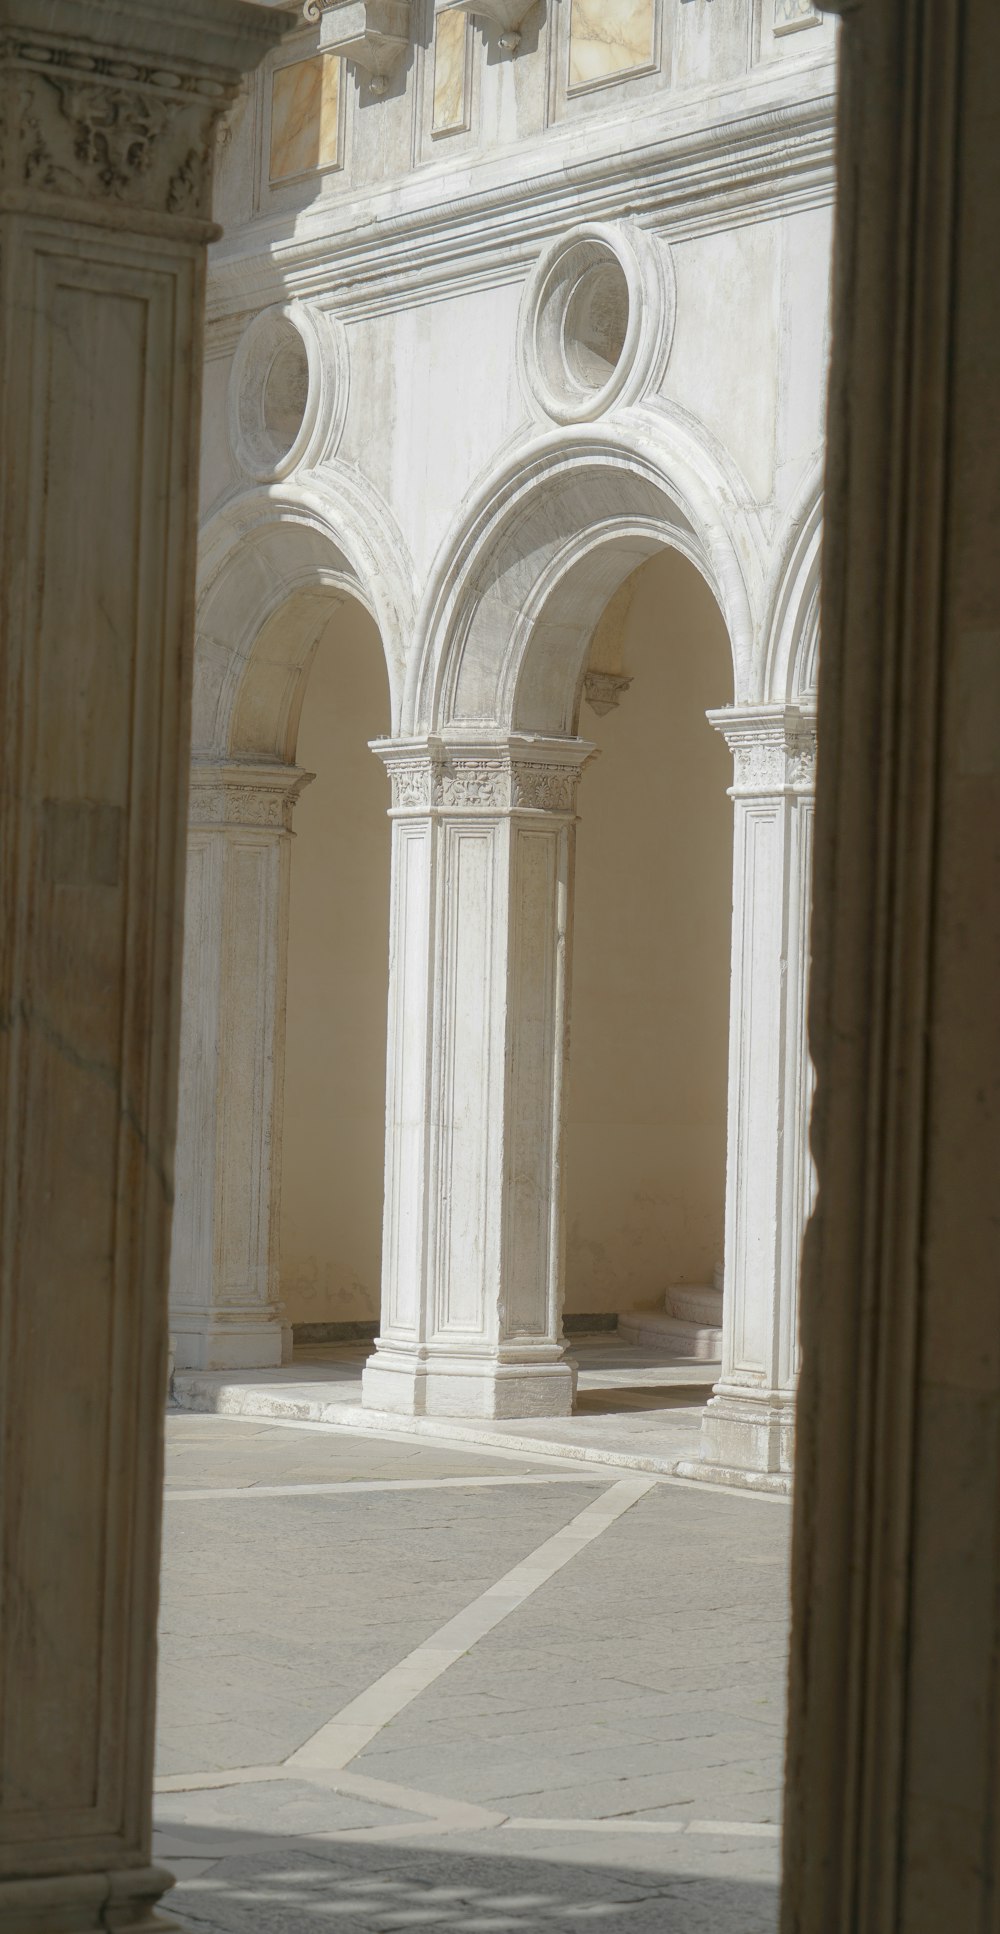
(678, 704, 816, 1491)
(170, 763, 312, 1371)
(363, 735, 596, 1420)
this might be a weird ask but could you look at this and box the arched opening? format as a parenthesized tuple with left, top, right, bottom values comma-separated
(565, 549, 733, 1353)
(171, 501, 404, 1373)
(281, 598, 391, 1340)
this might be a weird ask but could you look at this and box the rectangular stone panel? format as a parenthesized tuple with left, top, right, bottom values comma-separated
(502, 827, 561, 1340)
(435, 825, 496, 1336)
(568, 0, 657, 91)
(269, 52, 342, 183)
(432, 8, 469, 135)
(0, 238, 192, 1850)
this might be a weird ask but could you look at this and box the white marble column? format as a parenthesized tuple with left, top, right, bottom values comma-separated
(363, 735, 596, 1418)
(682, 704, 816, 1488)
(171, 762, 311, 1370)
(0, 5, 285, 1929)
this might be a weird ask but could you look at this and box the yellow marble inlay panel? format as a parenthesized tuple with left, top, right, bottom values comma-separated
(568, 0, 657, 89)
(269, 53, 341, 184)
(432, 9, 468, 135)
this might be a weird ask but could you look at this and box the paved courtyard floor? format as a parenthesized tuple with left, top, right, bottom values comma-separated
(157, 1412, 790, 1932)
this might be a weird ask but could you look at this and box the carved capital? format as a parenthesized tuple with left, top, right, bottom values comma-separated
(374, 737, 597, 816)
(583, 670, 633, 717)
(189, 763, 313, 833)
(0, 11, 285, 224)
(709, 705, 817, 797)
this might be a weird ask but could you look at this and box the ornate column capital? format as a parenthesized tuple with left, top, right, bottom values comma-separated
(372, 735, 598, 817)
(188, 761, 313, 833)
(0, 0, 288, 231)
(707, 704, 817, 797)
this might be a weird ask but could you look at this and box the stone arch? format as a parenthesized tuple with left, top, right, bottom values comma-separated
(761, 456, 823, 705)
(404, 421, 760, 737)
(193, 474, 414, 756)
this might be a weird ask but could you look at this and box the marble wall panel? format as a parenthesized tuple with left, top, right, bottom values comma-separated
(270, 52, 342, 183)
(432, 9, 469, 135)
(568, 0, 657, 90)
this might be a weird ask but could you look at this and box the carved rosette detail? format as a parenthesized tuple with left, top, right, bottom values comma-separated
(384, 746, 592, 816)
(0, 39, 235, 220)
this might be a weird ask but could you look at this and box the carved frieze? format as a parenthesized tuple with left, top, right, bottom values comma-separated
(381, 741, 595, 816)
(0, 36, 239, 222)
(189, 766, 312, 833)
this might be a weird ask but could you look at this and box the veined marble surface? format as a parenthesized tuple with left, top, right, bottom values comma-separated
(774, 0, 819, 29)
(433, 9, 468, 135)
(270, 52, 341, 183)
(569, 0, 657, 89)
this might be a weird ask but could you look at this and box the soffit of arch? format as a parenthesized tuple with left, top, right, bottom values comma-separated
(193, 476, 416, 755)
(759, 455, 824, 704)
(402, 423, 761, 738)
(204, 84, 835, 328)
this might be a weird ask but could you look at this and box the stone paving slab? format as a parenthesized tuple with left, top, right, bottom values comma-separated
(157, 1414, 788, 1931)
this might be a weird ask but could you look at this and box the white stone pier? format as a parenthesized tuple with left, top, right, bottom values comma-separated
(363, 735, 596, 1419)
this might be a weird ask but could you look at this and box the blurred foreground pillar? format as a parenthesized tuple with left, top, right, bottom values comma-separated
(0, 3, 286, 1928)
(785, 1, 1000, 1928)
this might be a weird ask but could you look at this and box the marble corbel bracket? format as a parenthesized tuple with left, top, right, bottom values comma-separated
(583, 671, 633, 717)
(307, 0, 412, 94)
(435, 0, 536, 54)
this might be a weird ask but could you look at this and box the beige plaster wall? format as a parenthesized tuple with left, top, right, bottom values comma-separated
(280, 598, 391, 1327)
(564, 549, 734, 1315)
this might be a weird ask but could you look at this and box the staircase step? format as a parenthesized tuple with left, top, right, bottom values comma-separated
(617, 1310, 722, 1359)
(665, 1284, 724, 1328)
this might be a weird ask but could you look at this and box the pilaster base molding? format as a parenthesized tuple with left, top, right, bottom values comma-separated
(362, 1345, 576, 1420)
(0, 1863, 176, 1933)
(366, 732, 595, 1420)
(170, 761, 311, 1374)
(690, 702, 816, 1487)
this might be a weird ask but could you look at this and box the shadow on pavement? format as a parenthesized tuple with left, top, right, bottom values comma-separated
(159, 1822, 780, 1933)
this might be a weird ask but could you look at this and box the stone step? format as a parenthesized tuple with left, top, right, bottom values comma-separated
(617, 1310, 722, 1360)
(665, 1284, 724, 1328)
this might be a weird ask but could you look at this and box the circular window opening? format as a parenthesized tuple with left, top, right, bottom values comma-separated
(229, 304, 333, 484)
(259, 323, 310, 466)
(521, 227, 650, 425)
(562, 257, 630, 394)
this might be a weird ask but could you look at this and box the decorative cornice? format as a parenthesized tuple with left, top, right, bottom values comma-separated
(374, 737, 597, 816)
(189, 762, 313, 831)
(206, 68, 836, 325)
(709, 704, 817, 796)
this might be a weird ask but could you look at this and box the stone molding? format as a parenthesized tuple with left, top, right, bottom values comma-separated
(0, 6, 286, 226)
(188, 762, 312, 832)
(708, 703, 817, 795)
(205, 88, 834, 325)
(313, 1, 412, 94)
(374, 737, 597, 815)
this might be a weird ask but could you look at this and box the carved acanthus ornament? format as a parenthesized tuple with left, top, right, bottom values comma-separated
(709, 705, 818, 796)
(376, 738, 597, 816)
(0, 33, 240, 222)
(189, 765, 313, 834)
